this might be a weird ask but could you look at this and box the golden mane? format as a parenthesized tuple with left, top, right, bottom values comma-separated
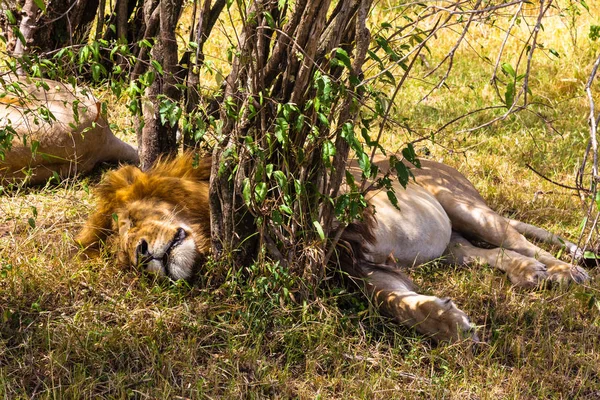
(76, 153, 212, 252)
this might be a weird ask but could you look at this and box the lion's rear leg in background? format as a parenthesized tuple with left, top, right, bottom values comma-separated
(414, 160, 589, 285)
(506, 218, 584, 260)
(444, 232, 551, 288)
(355, 261, 477, 342)
(439, 196, 589, 286)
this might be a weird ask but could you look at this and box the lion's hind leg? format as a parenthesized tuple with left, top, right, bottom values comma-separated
(355, 260, 477, 342)
(437, 195, 589, 284)
(507, 218, 584, 260)
(444, 232, 549, 288)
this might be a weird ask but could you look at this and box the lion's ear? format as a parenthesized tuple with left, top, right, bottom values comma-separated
(75, 165, 142, 254)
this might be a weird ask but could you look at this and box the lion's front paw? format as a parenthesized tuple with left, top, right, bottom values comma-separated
(507, 259, 548, 288)
(547, 263, 590, 284)
(434, 299, 480, 343)
(409, 296, 479, 343)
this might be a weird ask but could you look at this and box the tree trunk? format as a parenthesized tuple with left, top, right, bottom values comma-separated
(138, 0, 184, 169)
(182, 0, 226, 149)
(116, 0, 129, 42)
(209, 2, 258, 261)
(12, 0, 38, 74)
(31, 0, 99, 51)
(210, 0, 372, 285)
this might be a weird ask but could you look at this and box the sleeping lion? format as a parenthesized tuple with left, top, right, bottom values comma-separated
(0, 76, 139, 184)
(77, 153, 590, 342)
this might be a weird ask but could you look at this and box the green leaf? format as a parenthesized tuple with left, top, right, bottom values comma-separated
(80, 46, 90, 63)
(294, 179, 303, 196)
(14, 29, 26, 46)
(357, 151, 371, 178)
(28, 217, 36, 229)
(335, 194, 350, 216)
(139, 39, 153, 48)
(548, 48, 560, 58)
(263, 11, 275, 28)
(33, 0, 46, 15)
(273, 171, 287, 193)
(317, 113, 329, 128)
(30, 140, 40, 155)
(272, 210, 283, 225)
(595, 191, 600, 211)
(242, 178, 251, 206)
(266, 164, 273, 179)
(151, 60, 164, 75)
(394, 160, 409, 188)
(279, 204, 293, 215)
(5, 10, 16, 24)
(255, 182, 267, 204)
(584, 251, 598, 260)
(375, 35, 400, 62)
(322, 140, 336, 161)
(92, 63, 101, 81)
(402, 143, 420, 168)
(345, 170, 356, 188)
(335, 48, 352, 70)
(579, 0, 589, 11)
(295, 114, 304, 133)
(589, 25, 600, 41)
(313, 221, 325, 240)
(504, 82, 515, 107)
(501, 62, 516, 78)
(386, 190, 399, 209)
(382, 71, 396, 86)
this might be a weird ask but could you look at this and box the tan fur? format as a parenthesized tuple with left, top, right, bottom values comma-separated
(0, 76, 139, 184)
(78, 153, 589, 342)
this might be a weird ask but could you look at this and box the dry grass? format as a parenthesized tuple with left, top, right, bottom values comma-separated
(2, 1, 600, 398)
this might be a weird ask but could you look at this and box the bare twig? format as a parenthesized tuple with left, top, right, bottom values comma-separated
(521, 0, 552, 105)
(422, 0, 482, 95)
(490, 2, 523, 84)
(525, 164, 587, 193)
(367, 14, 445, 172)
(572, 53, 600, 262)
(585, 54, 600, 186)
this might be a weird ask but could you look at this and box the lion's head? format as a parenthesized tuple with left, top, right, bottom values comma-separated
(76, 154, 211, 280)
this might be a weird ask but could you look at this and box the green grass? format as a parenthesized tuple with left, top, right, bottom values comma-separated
(2, 1, 600, 398)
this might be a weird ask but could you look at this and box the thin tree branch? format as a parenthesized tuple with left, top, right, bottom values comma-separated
(585, 53, 600, 187)
(490, 2, 523, 85)
(525, 164, 588, 193)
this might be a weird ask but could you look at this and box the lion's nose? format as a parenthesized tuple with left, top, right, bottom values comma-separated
(137, 238, 149, 256)
(136, 238, 151, 265)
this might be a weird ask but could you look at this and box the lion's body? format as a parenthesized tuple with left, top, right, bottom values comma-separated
(0, 77, 139, 184)
(359, 182, 452, 266)
(78, 153, 590, 341)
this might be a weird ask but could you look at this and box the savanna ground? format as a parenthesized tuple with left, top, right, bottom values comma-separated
(2, 2, 600, 399)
